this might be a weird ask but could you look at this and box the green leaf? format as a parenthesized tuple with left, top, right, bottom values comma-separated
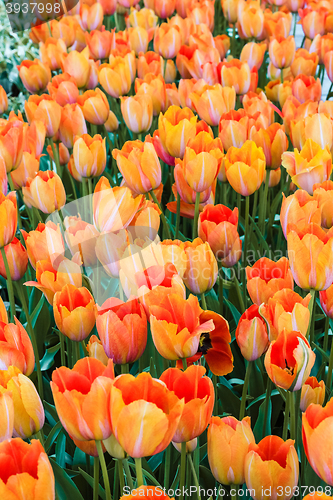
(55, 430, 67, 468)
(224, 298, 241, 327)
(40, 342, 60, 371)
(44, 421, 63, 453)
(78, 468, 106, 500)
(253, 399, 272, 441)
(50, 458, 85, 500)
(217, 383, 241, 416)
(248, 215, 270, 253)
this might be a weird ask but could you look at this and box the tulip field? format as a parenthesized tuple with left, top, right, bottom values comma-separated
(2, 0, 333, 498)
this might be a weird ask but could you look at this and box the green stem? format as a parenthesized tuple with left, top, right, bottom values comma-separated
(218, 261, 224, 316)
(212, 374, 218, 415)
(123, 459, 134, 490)
(289, 391, 296, 441)
(234, 273, 245, 314)
(307, 289, 316, 345)
(293, 12, 297, 37)
(193, 192, 200, 240)
(231, 23, 236, 56)
(34, 429, 45, 447)
(200, 293, 207, 310)
(93, 456, 99, 500)
(60, 332, 66, 367)
(96, 441, 112, 500)
(118, 459, 125, 496)
(187, 454, 201, 500)
(74, 341, 80, 365)
(113, 459, 119, 500)
(182, 358, 187, 370)
(242, 195, 250, 306)
(175, 192, 181, 239)
(324, 315, 330, 353)
(1, 246, 15, 322)
(230, 485, 237, 500)
(121, 363, 129, 374)
(239, 361, 252, 420)
(326, 334, 333, 400)
(150, 189, 171, 239)
(282, 390, 290, 441)
(262, 378, 272, 440)
(135, 457, 144, 487)
(293, 389, 301, 452)
(260, 170, 270, 236)
(179, 441, 187, 500)
(252, 189, 258, 222)
(16, 282, 43, 400)
(280, 70, 284, 85)
(164, 445, 171, 490)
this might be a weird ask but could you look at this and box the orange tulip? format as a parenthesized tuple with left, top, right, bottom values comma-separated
(236, 304, 269, 361)
(300, 376, 325, 412)
(190, 84, 236, 127)
(244, 436, 299, 500)
(80, 2, 104, 31)
(127, 6, 158, 28)
(237, 0, 265, 39)
(96, 297, 147, 365)
(154, 0, 176, 17)
(51, 357, 114, 441)
(0, 85, 8, 115)
(17, 59, 51, 94)
(280, 189, 321, 238)
(128, 27, 149, 55)
(135, 73, 167, 116)
(0, 366, 45, 439)
(299, 7, 326, 39)
(290, 113, 333, 154)
(22, 170, 66, 214)
(150, 293, 214, 360)
(220, 59, 251, 95)
(158, 105, 197, 159)
(104, 110, 119, 132)
(269, 36, 296, 70)
(120, 487, 174, 499)
(160, 365, 214, 442)
(61, 50, 90, 89)
(243, 91, 275, 126)
(77, 88, 109, 126)
(0, 119, 24, 173)
(0, 237, 28, 281)
(22, 221, 65, 270)
(264, 10, 293, 38)
(320, 282, 333, 319)
(222, 0, 241, 23)
(0, 391, 13, 441)
(246, 257, 294, 305)
(0, 438, 55, 499)
(130, 199, 161, 240)
(53, 284, 97, 342)
(48, 73, 79, 107)
(224, 140, 266, 196)
(25, 254, 82, 305)
(25, 95, 61, 138)
(181, 135, 220, 193)
(85, 28, 113, 60)
(181, 238, 218, 294)
(86, 334, 109, 366)
(0, 191, 17, 249)
(240, 42, 266, 71)
(64, 217, 99, 267)
(291, 49, 318, 77)
(73, 134, 106, 178)
(98, 59, 132, 98)
(46, 143, 70, 167)
(208, 416, 255, 485)
(120, 95, 153, 134)
(40, 38, 67, 71)
(292, 75, 321, 104)
(249, 123, 288, 171)
(259, 289, 311, 342)
(59, 103, 87, 149)
(0, 318, 34, 376)
(302, 398, 333, 485)
(51, 18, 76, 47)
(110, 371, 184, 457)
(218, 109, 250, 152)
(154, 24, 182, 60)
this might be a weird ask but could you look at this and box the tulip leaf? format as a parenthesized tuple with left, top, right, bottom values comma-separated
(44, 421, 63, 453)
(253, 399, 272, 441)
(217, 383, 241, 416)
(50, 458, 85, 500)
(224, 298, 241, 328)
(44, 401, 60, 425)
(40, 342, 61, 371)
(55, 430, 67, 468)
(128, 461, 162, 488)
(248, 215, 270, 253)
(78, 468, 106, 500)
(304, 461, 327, 488)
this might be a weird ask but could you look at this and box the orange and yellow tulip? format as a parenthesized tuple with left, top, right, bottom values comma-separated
(120, 95, 153, 134)
(0, 119, 24, 173)
(61, 49, 90, 89)
(320, 282, 333, 319)
(269, 36, 296, 70)
(110, 371, 184, 457)
(73, 134, 106, 178)
(86, 334, 109, 366)
(249, 123, 288, 170)
(158, 105, 197, 159)
(48, 73, 79, 107)
(291, 49, 318, 77)
(135, 73, 167, 116)
(292, 75, 322, 104)
(80, 2, 103, 31)
(236, 304, 269, 361)
(98, 59, 132, 98)
(208, 416, 255, 485)
(240, 42, 266, 70)
(64, 217, 99, 267)
(0, 191, 17, 249)
(299, 7, 326, 39)
(220, 59, 251, 95)
(25, 95, 61, 138)
(17, 59, 51, 94)
(51, 357, 114, 441)
(154, 24, 182, 59)
(181, 135, 220, 193)
(300, 376, 325, 412)
(182, 238, 218, 294)
(85, 28, 113, 60)
(59, 103, 87, 149)
(237, 0, 265, 40)
(246, 257, 294, 305)
(0, 391, 13, 441)
(22, 170, 66, 214)
(104, 110, 119, 132)
(280, 189, 321, 238)
(190, 84, 236, 128)
(0, 85, 8, 115)
(22, 221, 64, 270)
(40, 38, 67, 71)
(218, 109, 250, 152)
(77, 88, 110, 126)
(243, 91, 275, 126)
(0, 237, 28, 281)
(0, 317, 34, 376)
(313, 180, 333, 229)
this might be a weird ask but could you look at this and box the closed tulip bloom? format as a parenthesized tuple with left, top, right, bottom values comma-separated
(47, 143, 70, 167)
(25, 95, 61, 138)
(53, 284, 97, 342)
(220, 60, 251, 95)
(259, 289, 311, 342)
(130, 199, 161, 240)
(80, 2, 103, 31)
(320, 283, 333, 319)
(135, 73, 167, 116)
(244, 436, 299, 500)
(243, 91, 275, 126)
(22, 221, 64, 270)
(86, 334, 109, 366)
(77, 89, 109, 126)
(182, 146, 218, 194)
(104, 110, 119, 132)
(48, 73, 79, 107)
(269, 36, 296, 70)
(127, 7, 158, 28)
(85, 29, 112, 60)
(222, 0, 241, 23)
(190, 84, 236, 127)
(183, 238, 218, 294)
(128, 27, 149, 55)
(0, 85, 8, 115)
(160, 365, 214, 443)
(288, 223, 333, 291)
(17, 59, 51, 94)
(73, 134, 106, 178)
(300, 376, 325, 412)
(237, 0, 265, 39)
(61, 50, 90, 89)
(0, 238, 28, 281)
(218, 110, 250, 152)
(51, 357, 114, 441)
(0, 191, 17, 248)
(280, 190, 321, 238)
(40, 38, 67, 71)
(150, 293, 215, 360)
(0, 318, 34, 375)
(246, 257, 294, 305)
(302, 398, 333, 485)
(158, 105, 197, 159)
(292, 75, 321, 105)
(291, 49, 318, 78)
(0, 438, 55, 499)
(97, 297, 147, 365)
(0, 120, 24, 173)
(120, 95, 153, 134)
(120, 486, 173, 499)
(93, 176, 143, 232)
(324, 51, 333, 83)
(0, 391, 13, 442)
(299, 7, 326, 39)
(154, 24, 182, 60)
(236, 304, 269, 361)
(224, 140, 266, 196)
(98, 59, 132, 98)
(290, 113, 333, 154)
(59, 104, 87, 149)
(249, 123, 288, 171)
(65, 217, 99, 267)
(240, 42, 266, 71)
(25, 254, 82, 305)
(0, 297, 7, 324)
(208, 416, 255, 485)
(0, 366, 45, 438)
(22, 170, 66, 214)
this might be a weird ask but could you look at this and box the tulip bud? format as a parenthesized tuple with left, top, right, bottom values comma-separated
(0, 191, 17, 248)
(300, 376, 325, 412)
(236, 304, 269, 361)
(0, 238, 28, 281)
(86, 334, 109, 366)
(183, 238, 218, 294)
(17, 59, 51, 94)
(22, 170, 66, 214)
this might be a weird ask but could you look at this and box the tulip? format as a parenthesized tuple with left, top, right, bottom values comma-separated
(0, 366, 45, 438)
(58, 103, 87, 149)
(182, 238, 218, 295)
(150, 293, 214, 360)
(0, 85, 8, 115)
(51, 18, 76, 47)
(240, 42, 266, 71)
(0, 391, 13, 442)
(190, 84, 236, 127)
(76, 88, 109, 127)
(25, 254, 82, 305)
(291, 49, 318, 78)
(135, 73, 167, 116)
(22, 221, 64, 270)
(302, 398, 333, 485)
(181, 139, 219, 194)
(48, 73, 79, 107)
(300, 376, 325, 412)
(80, 2, 103, 31)
(222, 0, 241, 23)
(208, 416, 255, 485)
(0, 317, 34, 375)
(0, 237, 28, 281)
(40, 38, 67, 71)
(324, 51, 333, 83)
(17, 59, 51, 94)
(127, 7, 158, 28)
(97, 297, 147, 365)
(120, 95, 153, 134)
(104, 110, 119, 132)
(220, 59, 251, 95)
(299, 7, 326, 39)
(280, 189, 321, 238)
(160, 365, 214, 442)
(288, 223, 333, 291)
(246, 257, 294, 305)
(243, 91, 275, 126)
(0, 438, 55, 499)
(73, 134, 106, 179)
(269, 36, 296, 70)
(0, 191, 17, 249)
(130, 199, 161, 240)
(128, 27, 149, 55)
(320, 283, 333, 319)
(47, 143, 70, 167)
(61, 50, 90, 89)
(154, 24, 182, 60)
(224, 140, 266, 196)
(0, 120, 24, 173)
(158, 105, 198, 159)
(98, 59, 132, 98)
(110, 371, 184, 457)
(25, 95, 62, 138)
(244, 436, 299, 500)
(237, 0, 265, 39)
(292, 75, 322, 104)
(0, 297, 7, 324)
(64, 217, 99, 267)
(259, 289, 311, 342)
(249, 123, 288, 171)
(22, 170, 66, 214)
(85, 29, 112, 60)
(290, 113, 333, 154)
(95, 229, 135, 279)
(236, 304, 269, 361)
(120, 487, 173, 499)
(51, 357, 114, 441)
(154, 0, 176, 17)
(86, 334, 109, 366)
(218, 109, 249, 152)
(53, 284, 97, 342)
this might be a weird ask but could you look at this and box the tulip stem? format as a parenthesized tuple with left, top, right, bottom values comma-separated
(193, 192, 201, 240)
(164, 445, 171, 490)
(16, 282, 43, 400)
(179, 442, 187, 500)
(282, 390, 290, 441)
(149, 189, 171, 239)
(230, 485, 237, 500)
(239, 361, 252, 420)
(182, 358, 187, 370)
(231, 23, 236, 56)
(59, 333, 66, 367)
(324, 315, 330, 352)
(118, 459, 125, 495)
(307, 289, 316, 345)
(242, 195, 250, 307)
(123, 459, 134, 490)
(93, 456, 99, 500)
(326, 333, 333, 400)
(262, 378, 272, 439)
(135, 457, 144, 487)
(259, 170, 270, 243)
(188, 453, 201, 500)
(218, 261, 224, 316)
(200, 293, 207, 310)
(1, 246, 15, 322)
(175, 192, 181, 239)
(121, 363, 129, 374)
(96, 440, 112, 500)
